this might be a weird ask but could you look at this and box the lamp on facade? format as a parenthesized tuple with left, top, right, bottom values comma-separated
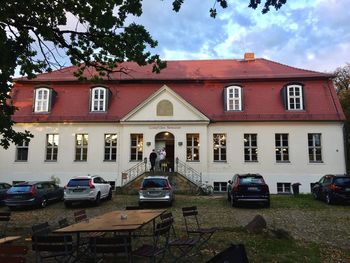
(146, 142, 151, 146)
(178, 142, 183, 146)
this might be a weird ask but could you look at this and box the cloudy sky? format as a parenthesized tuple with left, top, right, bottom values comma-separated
(132, 0, 350, 73)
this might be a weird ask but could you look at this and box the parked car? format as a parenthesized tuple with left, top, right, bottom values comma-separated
(64, 175, 112, 207)
(5, 181, 63, 209)
(139, 176, 174, 207)
(0, 182, 12, 205)
(227, 174, 270, 207)
(312, 174, 350, 204)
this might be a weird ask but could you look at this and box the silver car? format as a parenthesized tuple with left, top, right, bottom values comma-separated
(64, 175, 112, 207)
(139, 176, 174, 206)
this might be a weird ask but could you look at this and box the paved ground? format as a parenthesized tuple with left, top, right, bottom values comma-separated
(1, 194, 349, 262)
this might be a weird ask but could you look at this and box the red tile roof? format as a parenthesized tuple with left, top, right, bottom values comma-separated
(15, 58, 333, 82)
(11, 58, 344, 123)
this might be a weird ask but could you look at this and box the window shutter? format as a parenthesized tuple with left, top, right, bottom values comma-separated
(48, 89, 57, 112)
(301, 86, 305, 110)
(105, 88, 112, 111)
(89, 88, 92, 112)
(240, 88, 244, 111)
(281, 86, 288, 110)
(223, 88, 228, 111)
(32, 89, 37, 112)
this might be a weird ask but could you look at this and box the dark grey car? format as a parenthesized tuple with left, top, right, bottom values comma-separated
(5, 181, 64, 209)
(0, 183, 11, 205)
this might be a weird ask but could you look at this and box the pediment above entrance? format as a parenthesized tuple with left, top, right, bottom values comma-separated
(121, 85, 209, 123)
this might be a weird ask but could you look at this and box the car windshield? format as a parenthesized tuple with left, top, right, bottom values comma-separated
(8, 185, 31, 192)
(142, 179, 167, 188)
(67, 179, 90, 187)
(239, 177, 264, 185)
(334, 177, 350, 185)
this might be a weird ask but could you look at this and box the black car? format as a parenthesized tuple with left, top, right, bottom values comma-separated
(5, 181, 64, 209)
(227, 174, 270, 207)
(0, 183, 12, 205)
(312, 174, 350, 204)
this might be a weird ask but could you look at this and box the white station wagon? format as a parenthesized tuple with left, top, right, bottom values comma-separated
(64, 175, 112, 207)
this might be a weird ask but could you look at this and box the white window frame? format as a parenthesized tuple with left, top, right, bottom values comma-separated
(104, 134, 117, 161)
(277, 182, 291, 194)
(91, 87, 107, 112)
(287, 84, 303, 110)
(275, 133, 289, 162)
(75, 134, 88, 161)
(308, 133, 322, 163)
(45, 134, 59, 161)
(34, 88, 50, 112)
(186, 133, 200, 161)
(213, 133, 226, 162)
(130, 134, 143, 161)
(244, 134, 258, 162)
(213, 182, 227, 192)
(226, 86, 242, 111)
(15, 140, 29, 162)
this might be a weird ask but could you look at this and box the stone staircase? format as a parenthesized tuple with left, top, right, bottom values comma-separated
(118, 171, 199, 195)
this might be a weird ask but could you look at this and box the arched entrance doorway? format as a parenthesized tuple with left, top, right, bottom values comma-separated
(155, 132, 175, 172)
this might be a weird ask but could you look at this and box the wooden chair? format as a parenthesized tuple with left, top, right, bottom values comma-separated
(31, 222, 51, 236)
(182, 206, 217, 256)
(58, 218, 70, 228)
(89, 236, 132, 263)
(132, 219, 172, 263)
(32, 235, 75, 263)
(0, 212, 11, 237)
(160, 212, 200, 262)
(0, 245, 28, 263)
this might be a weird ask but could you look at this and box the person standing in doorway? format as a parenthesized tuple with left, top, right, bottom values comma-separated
(149, 149, 157, 172)
(159, 148, 167, 171)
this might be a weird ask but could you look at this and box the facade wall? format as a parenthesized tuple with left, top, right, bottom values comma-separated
(0, 121, 346, 193)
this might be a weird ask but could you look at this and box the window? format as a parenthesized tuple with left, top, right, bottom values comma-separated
(225, 86, 242, 111)
(213, 134, 226, 162)
(45, 134, 59, 161)
(281, 84, 304, 110)
(16, 140, 29, 161)
(33, 87, 56, 112)
(75, 134, 88, 161)
(213, 182, 227, 192)
(104, 134, 117, 161)
(157, 100, 173, 116)
(130, 134, 143, 161)
(277, 183, 291, 194)
(244, 134, 258, 162)
(275, 134, 289, 162)
(308, 133, 322, 162)
(90, 87, 109, 112)
(186, 134, 200, 161)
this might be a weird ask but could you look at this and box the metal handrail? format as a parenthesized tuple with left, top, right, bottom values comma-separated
(121, 158, 147, 186)
(175, 157, 202, 185)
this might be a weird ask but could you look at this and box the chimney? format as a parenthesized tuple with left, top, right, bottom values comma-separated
(244, 52, 255, 61)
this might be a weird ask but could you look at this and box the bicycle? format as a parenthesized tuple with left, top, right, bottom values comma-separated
(195, 181, 214, 196)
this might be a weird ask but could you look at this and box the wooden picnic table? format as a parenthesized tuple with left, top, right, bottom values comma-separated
(0, 235, 22, 244)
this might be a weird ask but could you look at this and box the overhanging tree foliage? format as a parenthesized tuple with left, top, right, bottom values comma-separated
(334, 64, 350, 173)
(0, 0, 287, 149)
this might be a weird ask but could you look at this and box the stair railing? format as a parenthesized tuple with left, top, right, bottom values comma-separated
(175, 157, 202, 185)
(121, 158, 147, 186)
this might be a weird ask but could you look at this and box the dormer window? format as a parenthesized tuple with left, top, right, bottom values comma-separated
(90, 87, 110, 112)
(33, 87, 56, 113)
(225, 86, 242, 111)
(282, 84, 304, 110)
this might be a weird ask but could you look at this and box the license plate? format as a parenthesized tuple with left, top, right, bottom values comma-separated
(345, 188, 350, 192)
(248, 187, 258, 191)
(73, 189, 84, 192)
(148, 191, 161, 196)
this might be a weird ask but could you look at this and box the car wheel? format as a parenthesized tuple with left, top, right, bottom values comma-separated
(64, 201, 72, 208)
(325, 193, 333, 205)
(312, 191, 318, 200)
(265, 199, 271, 208)
(94, 192, 101, 206)
(230, 195, 237, 207)
(40, 198, 47, 208)
(106, 189, 113, 200)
